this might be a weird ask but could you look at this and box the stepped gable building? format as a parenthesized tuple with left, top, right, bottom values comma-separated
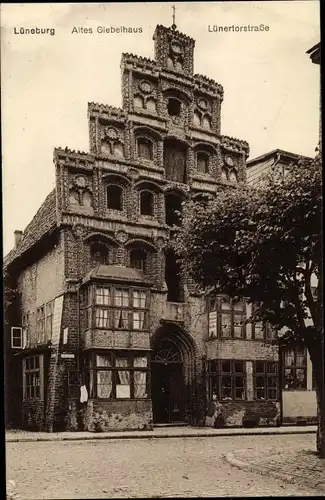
(5, 23, 289, 433)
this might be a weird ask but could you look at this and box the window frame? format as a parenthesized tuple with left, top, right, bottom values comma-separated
(106, 184, 123, 211)
(137, 137, 154, 161)
(254, 361, 279, 401)
(196, 152, 209, 174)
(85, 285, 150, 332)
(282, 346, 307, 391)
(89, 350, 150, 400)
(208, 296, 247, 340)
(23, 354, 44, 401)
(130, 248, 148, 273)
(11, 326, 23, 349)
(207, 359, 246, 401)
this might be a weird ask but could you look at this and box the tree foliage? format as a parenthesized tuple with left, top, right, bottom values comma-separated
(175, 155, 322, 344)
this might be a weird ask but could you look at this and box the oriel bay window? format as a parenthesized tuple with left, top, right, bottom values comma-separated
(90, 351, 149, 399)
(254, 361, 278, 400)
(86, 285, 149, 331)
(208, 360, 246, 400)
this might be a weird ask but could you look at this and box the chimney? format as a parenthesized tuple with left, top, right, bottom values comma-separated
(14, 230, 23, 248)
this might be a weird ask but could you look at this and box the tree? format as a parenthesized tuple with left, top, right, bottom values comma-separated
(175, 154, 324, 457)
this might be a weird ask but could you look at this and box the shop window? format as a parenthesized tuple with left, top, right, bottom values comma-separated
(138, 138, 153, 160)
(91, 242, 110, 267)
(164, 139, 187, 183)
(106, 185, 123, 211)
(130, 248, 147, 273)
(93, 351, 149, 399)
(23, 355, 43, 400)
(165, 193, 183, 226)
(208, 360, 245, 401)
(165, 250, 184, 303)
(254, 361, 278, 400)
(140, 190, 154, 216)
(197, 152, 209, 174)
(167, 98, 181, 116)
(208, 296, 246, 339)
(283, 347, 307, 390)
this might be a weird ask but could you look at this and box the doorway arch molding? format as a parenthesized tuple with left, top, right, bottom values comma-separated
(151, 321, 198, 423)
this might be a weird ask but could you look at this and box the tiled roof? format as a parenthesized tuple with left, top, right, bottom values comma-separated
(4, 189, 58, 269)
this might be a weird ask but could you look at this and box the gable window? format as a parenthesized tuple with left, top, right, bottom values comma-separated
(255, 361, 278, 400)
(23, 355, 43, 400)
(283, 347, 307, 390)
(140, 190, 154, 216)
(208, 360, 246, 401)
(138, 138, 153, 160)
(91, 243, 109, 267)
(130, 248, 147, 272)
(107, 185, 123, 211)
(92, 351, 149, 399)
(208, 296, 246, 339)
(197, 152, 209, 174)
(167, 98, 181, 116)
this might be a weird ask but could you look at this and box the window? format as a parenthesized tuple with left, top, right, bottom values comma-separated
(255, 361, 278, 400)
(221, 168, 228, 180)
(36, 306, 45, 343)
(87, 286, 149, 331)
(252, 312, 277, 341)
(140, 190, 154, 216)
(193, 111, 201, 127)
(45, 301, 54, 341)
(137, 138, 153, 160)
(229, 169, 238, 183)
(91, 243, 109, 266)
(130, 248, 147, 272)
(197, 153, 209, 174)
(106, 185, 123, 211)
(11, 327, 23, 349)
(92, 351, 149, 399)
(134, 95, 144, 108)
(283, 347, 307, 390)
(23, 355, 43, 400)
(165, 250, 184, 303)
(22, 314, 29, 348)
(208, 296, 246, 339)
(167, 98, 181, 116)
(208, 360, 246, 401)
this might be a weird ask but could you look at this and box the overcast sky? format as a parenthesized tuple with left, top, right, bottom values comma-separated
(1, 1, 320, 255)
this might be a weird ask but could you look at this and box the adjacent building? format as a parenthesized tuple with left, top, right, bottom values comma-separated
(4, 24, 317, 433)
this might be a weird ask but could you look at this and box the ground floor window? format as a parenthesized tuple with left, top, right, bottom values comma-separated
(254, 361, 278, 400)
(208, 360, 246, 401)
(89, 351, 150, 399)
(282, 346, 307, 390)
(23, 355, 44, 400)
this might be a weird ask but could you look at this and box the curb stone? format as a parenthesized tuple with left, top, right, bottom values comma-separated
(225, 451, 325, 493)
(5, 427, 317, 443)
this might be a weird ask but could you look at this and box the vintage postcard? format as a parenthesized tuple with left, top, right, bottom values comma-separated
(2, 1, 322, 499)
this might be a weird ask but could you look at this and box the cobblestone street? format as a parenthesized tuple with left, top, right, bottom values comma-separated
(5, 433, 323, 498)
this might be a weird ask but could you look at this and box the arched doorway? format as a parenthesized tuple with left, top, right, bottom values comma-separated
(151, 324, 196, 424)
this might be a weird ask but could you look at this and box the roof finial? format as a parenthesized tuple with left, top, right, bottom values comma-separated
(171, 5, 177, 30)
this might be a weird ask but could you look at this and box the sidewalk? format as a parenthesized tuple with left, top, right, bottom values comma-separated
(226, 445, 325, 493)
(6, 425, 317, 442)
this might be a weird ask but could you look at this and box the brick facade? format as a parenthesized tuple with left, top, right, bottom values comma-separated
(5, 23, 289, 432)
